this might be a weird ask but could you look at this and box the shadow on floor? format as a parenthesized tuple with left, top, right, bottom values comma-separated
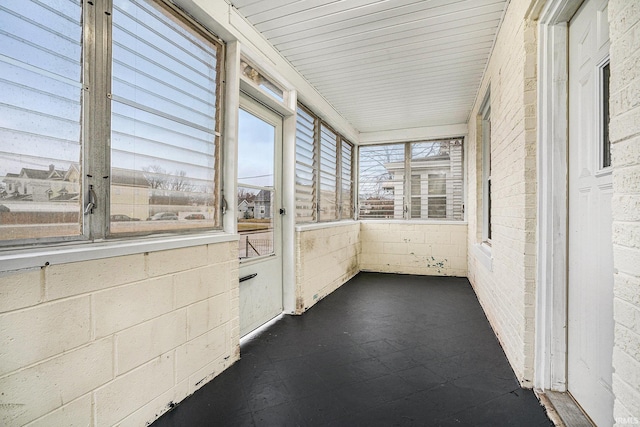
(152, 272, 553, 426)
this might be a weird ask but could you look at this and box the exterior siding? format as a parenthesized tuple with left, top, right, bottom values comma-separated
(466, 0, 537, 386)
(0, 242, 239, 426)
(610, 0, 640, 423)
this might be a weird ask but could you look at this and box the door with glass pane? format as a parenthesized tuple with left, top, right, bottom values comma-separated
(567, 0, 614, 425)
(238, 96, 283, 337)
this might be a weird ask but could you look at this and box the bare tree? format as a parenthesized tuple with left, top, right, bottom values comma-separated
(142, 165, 195, 192)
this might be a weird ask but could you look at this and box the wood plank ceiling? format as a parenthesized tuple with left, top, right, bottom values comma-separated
(228, 0, 508, 134)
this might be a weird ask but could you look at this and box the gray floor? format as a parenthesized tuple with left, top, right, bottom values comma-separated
(152, 272, 553, 426)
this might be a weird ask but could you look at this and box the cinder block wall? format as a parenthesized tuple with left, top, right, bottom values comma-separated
(0, 242, 239, 426)
(294, 222, 360, 313)
(466, 0, 538, 386)
(609, 0, 640, 422)
(360, 222, 467, 277)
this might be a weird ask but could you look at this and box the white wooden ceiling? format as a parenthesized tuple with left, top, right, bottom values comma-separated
(228, 0, 507, 134)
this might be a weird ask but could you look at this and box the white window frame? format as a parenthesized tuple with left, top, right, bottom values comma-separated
(480, 92, 492, 245)
(358, 139, 464, 221)
(294, 103, 355, 223)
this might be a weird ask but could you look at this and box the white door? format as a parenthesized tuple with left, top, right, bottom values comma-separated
(237, 95, 283, 337)
(568, 0, 614, 425)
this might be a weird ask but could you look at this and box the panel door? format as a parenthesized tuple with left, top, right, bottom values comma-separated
(568, 0, 614, 425)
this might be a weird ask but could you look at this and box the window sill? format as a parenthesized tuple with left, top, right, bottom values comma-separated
(295, 220, 358, 232)
(0, 232, 239, 273)
(473, 243, 493, 272)
(359, 219, 468, 226)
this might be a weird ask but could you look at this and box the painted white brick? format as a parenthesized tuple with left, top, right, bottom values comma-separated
(208, 241, 236, 265)
(174, 263, 231, 308)
(24, 395, 92, 427)
(0, 268, 41, 312)
(186, 293, 231, 339)
(116, 309, 187, 374)
(187, 353, 236, 394)
(93, 276, 174, 338)
(613, 245, 640, 277)
(94, 352, 174, 427)
(0, 338, 113, 426)
(176, 324, 229, 382)
(0, 296, 91, 376)
(114, 379, 189, 427)
(46, 254, 146, 300)
(147, 246, 208, 277)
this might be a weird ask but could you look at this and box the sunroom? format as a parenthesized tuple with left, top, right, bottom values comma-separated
(0, 0, 638, 426)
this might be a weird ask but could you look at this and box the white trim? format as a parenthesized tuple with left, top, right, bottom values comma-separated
(534, 0, 583, 393)
(473, 243, 493, 272)
(358, 124, 468, 146)
(295, 220, 359, 233)
(0, 232, 239, 273)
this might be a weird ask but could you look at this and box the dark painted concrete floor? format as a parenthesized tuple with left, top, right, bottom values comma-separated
(152, 272, 552, 426)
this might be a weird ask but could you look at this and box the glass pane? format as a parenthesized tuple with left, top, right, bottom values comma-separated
(238, 108, 276, 259)
(341, 141, 353, 219)
(110, 0, 220, 234)
(238, 187, 274, 259)
(428, 196, 447, 219)
(428, 174, 446, 195)
(358, 144, 404, 219)
(410, 175, 421, 219)
(295, 107, 316, 222)
(602, 62, 611, 168)
(319, 125, 337, 221)
(241, 59, 284, 102)
(0, 0, 83, 241)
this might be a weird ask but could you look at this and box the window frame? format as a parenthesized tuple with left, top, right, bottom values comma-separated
(480, 92, 492, 244)
(358, 139, 465, 221)
(294, 102, 354, 224)
(0, 0, 226, 249)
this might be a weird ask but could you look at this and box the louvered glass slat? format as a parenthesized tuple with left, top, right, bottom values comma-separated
(341, 141, 353, 219)
(358, 144, 405, 219)
(318, 125, 337, 221)
(110, 0, 220, 233)
(0, 0, 83, 241)
(295, 107, 316, 223)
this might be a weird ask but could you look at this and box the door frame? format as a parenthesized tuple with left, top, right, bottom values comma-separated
(534, 0, 580, 392)
(223, 42, 298, 316)
(534, 0, 611, 392)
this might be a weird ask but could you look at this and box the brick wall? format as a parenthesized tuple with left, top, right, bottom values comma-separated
(466, 0, 538, 386)
(609, 0, 640, 423)
(295, 222, 360, 313)
(0, 242, 239, 426)
(360, 222, 467, 277)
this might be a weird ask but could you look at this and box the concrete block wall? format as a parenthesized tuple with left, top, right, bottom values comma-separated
(466, 0, 538, 386)
(609, 0, 640, 422)
(360, 222, 467, 277)
(0, 242, 239, 426)
(294, 222, 360, 313)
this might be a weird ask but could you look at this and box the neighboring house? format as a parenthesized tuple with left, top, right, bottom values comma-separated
(237, 198, 254, 219)
(1, 164, 80, 212)
(253, 189, 271, 219)
(383, 142, 464, 220)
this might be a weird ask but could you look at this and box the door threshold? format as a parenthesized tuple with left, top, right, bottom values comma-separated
(240, 312, 284, 345)
(537, 390, 595, 427)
